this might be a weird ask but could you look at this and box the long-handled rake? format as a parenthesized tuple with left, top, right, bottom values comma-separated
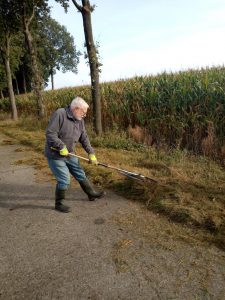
(68, 152, 157, 183)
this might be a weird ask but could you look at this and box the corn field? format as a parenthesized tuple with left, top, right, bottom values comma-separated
(1, 66, 225, 156)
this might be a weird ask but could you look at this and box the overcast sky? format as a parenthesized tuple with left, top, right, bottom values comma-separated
(46, 0, 225, 90)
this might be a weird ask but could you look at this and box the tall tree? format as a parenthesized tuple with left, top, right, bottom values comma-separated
(20, 0, 49, 118)
(73, 0, 102, 134)
(37, 17, 80, 90)
(57, 0, 102, 135)
(0, 0, 21, 120)
(0, 36, 24, 98)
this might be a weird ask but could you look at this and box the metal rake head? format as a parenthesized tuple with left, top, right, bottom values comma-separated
(118, 170, 157, 183)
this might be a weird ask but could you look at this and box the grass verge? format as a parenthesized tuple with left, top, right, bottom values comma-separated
(0, 118, 225, 251)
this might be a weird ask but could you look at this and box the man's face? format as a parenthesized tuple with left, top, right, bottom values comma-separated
(72, 106, 88, 120)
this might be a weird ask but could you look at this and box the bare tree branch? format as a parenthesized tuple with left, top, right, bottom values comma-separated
(27, 7, 35, 27)
(71, 0, 82, 12)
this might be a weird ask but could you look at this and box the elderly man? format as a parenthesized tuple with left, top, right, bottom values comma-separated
(45, 96, 105, 213)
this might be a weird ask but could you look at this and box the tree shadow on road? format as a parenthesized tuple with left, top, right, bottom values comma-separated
(0, 183, 90, 210)
(0, 183, 54, 210)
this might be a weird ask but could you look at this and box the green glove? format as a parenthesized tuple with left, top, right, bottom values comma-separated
(88, 153, 98, 165)
(60, 146, 69, 156)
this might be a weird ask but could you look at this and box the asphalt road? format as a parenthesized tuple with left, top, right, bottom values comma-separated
(0, 133, 225, 300)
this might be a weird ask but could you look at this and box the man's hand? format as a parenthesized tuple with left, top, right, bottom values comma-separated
(60, 146, 69, 156)
(88, 153, 98, 165)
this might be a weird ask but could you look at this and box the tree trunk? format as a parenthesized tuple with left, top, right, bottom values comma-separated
(72, 0, 102, 135)
(22, 65, 27, 94)
(15, 78, 19, 95)
(23, 7, 45, 118)
(50, 70, 54, 90)
(0, 90, 4, 99)
(1, 35, 18, 120)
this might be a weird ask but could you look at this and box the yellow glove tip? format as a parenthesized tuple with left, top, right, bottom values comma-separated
(60, 146, 69, 156)
(89, 154, 98, 164)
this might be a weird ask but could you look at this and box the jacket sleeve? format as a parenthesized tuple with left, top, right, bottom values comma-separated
(46, 110, 65, 150)
(79, 121, 94, 154)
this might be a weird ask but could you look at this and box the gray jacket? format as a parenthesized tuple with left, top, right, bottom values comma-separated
(45, 105, 94, 160)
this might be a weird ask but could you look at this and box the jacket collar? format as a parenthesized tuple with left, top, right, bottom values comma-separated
(65, 105, 76, 121)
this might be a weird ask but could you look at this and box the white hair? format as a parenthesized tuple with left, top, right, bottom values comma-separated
(70, 97, 89, 110)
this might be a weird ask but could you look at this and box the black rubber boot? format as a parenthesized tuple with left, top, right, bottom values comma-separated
(79, 179, 106, 201)
(55, 188, 70, 213)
